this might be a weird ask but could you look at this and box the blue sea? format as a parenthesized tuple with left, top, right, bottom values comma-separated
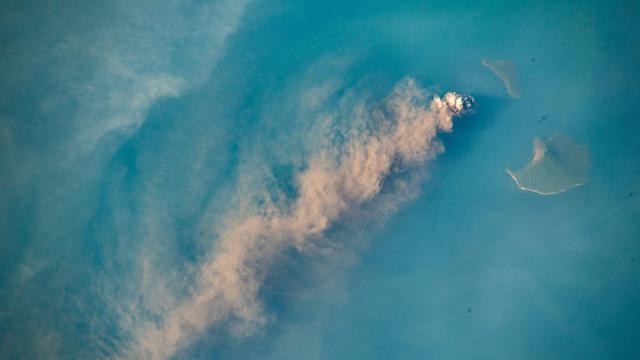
(1, 0, 639, 359)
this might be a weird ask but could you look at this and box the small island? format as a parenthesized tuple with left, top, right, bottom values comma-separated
(507, 134, 590, 195)
(481, 58, 522, 98)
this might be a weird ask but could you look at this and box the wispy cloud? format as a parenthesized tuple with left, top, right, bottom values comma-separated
(0, 1, 252, 358)
(73, 0, 252, 150)
(2, 0, 251, 155)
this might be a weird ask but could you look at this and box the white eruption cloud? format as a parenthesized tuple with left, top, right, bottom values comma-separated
(124, 78, 474, 359)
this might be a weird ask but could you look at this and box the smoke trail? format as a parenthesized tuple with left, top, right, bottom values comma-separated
(124, 78, 474, 359)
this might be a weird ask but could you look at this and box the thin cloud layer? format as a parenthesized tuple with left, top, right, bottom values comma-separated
(0, 1, 251, 358)
(1, 0, 250, 155)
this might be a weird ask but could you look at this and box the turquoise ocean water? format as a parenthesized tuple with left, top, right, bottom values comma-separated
(1, 1, 639, 359)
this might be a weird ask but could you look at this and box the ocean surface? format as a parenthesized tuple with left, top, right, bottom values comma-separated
(1, 0, 639, 359)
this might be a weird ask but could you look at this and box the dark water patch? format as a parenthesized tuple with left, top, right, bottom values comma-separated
(439, 94, 510, 160)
